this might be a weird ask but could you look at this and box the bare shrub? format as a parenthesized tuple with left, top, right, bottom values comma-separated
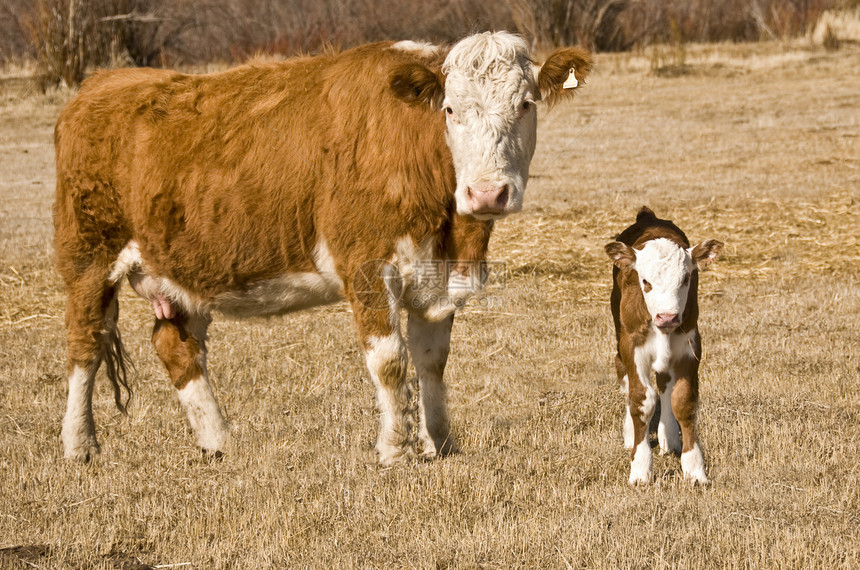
(508, 0, 634, 51)
(812, 7, 860, 46)
(5, 0, 850, 84)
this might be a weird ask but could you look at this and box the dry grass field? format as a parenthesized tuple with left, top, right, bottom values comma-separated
(1, 42, 858, 569)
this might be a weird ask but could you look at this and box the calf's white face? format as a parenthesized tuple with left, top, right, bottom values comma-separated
(634, 239, 695, 331)
(607, 238, 723, 332)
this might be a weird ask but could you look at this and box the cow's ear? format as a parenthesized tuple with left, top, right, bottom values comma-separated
(691, 239, 724, 270)
(537, 47, 593, 108)
(390, 63, 444, 109)
(605, 241, 636, 269)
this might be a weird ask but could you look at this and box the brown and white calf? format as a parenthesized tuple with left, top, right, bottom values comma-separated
(605, 207, 722, 484)
(54, 32, 592, 464)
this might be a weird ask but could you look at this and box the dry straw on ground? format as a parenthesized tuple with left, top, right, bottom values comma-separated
(1, 42, 858, 568)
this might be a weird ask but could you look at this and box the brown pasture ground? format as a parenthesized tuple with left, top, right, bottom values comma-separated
(0, 42, 858, 569)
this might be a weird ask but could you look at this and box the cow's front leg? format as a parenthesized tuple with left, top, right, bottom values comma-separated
(407, 312, 455, 459)
(628, 353, 656, 485)
(656, 372, 681, 455)
(672, 358, 708, 484)
(350, 274, 412, 465)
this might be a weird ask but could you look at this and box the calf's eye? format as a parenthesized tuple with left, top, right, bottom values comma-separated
(642, 279, 652, 292)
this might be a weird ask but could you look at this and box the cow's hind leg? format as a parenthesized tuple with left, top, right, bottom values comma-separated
(151, 314, 229, 455)
(407, 312, 455, 458)
(61, 270, 130, 461)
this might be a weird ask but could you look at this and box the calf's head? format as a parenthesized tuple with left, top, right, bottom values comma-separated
(390, 32, 592, 220)
(606, 238, 723, 332)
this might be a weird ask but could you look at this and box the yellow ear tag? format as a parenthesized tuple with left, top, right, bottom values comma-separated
(562, 68, 578, 89)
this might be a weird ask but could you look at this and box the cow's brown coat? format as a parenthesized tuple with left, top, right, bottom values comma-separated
(53, 37, 593, 462)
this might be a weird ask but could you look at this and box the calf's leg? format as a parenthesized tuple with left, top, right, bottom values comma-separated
(672, 358, 708, 483)
(152, 313, 229, 455)
(628, 350, 657, 484)
(656, 372, 682, 455)
(407, 312, 455, 458)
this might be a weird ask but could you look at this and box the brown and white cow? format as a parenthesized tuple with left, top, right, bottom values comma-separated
(54, 32, 592, 464)
(605, 207, 722, 484)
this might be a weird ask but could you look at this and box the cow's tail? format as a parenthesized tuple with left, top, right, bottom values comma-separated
(102, 284, 133, 415)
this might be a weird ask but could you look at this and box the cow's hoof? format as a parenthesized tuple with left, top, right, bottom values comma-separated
(628, 471, 653, 486)
(419, 435, 457, 460)
(377, 443, 415, 466)
(201, 448, 224, 461)
(64, 442, 100, 463)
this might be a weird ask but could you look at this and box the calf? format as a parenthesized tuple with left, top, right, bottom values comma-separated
(605, 207, 722, 484)
(54, 32, 592, 464)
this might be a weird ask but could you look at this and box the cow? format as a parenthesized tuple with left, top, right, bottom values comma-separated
(53, 32, 593, 465)
(604, 207, 722, 484)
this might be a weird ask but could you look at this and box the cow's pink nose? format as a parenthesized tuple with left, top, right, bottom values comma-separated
(467, 182, 509, 215)
(655, 313, 680, 329)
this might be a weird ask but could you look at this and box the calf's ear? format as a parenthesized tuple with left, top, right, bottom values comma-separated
(691, 239, 724, 269)
(605, 241, 636, 269)
(537, 47, 593, 108)
(390, 63, 444, 109)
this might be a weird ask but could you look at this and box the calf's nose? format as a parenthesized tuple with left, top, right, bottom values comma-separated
(655, 313, 680, 329)
(466, 182, 509, 216)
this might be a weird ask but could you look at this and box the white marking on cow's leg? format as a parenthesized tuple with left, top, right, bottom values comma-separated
(657, 377, 681, 455)
(681, 443, 709, 484)
(621, 374, 634, 449)
(152, 314, 228, 454)
(61, 363, 100, 461)
(629, 435, 653, 485)
(407, 312, 454, 458)
(623, 405, 635, 450)
(366, 333, 411, 465)
(629, 383, 656, 485)
(629, 352, 656, 484)
(177, 376, 229, 454)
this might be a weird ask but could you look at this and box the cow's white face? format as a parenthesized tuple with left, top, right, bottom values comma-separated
(606, 237, 723, 333)
(632, 239, 695, 332)
(441, 33, 538, 220)
(389, 33, 592, 220)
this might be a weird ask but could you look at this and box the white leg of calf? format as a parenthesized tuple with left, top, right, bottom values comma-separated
(630, 377, 656, 485)
(407, 314, 454, 458)
(176, 377, 230, 454)
(366, 333, 411, 465)
(657, 380, 681, 455)
(681, 443, 709, 484)
(629, 437, 653, 485)
(623, 404, 635, 450)
(621, 375, 634, 449)
(62, 364, 100, 461)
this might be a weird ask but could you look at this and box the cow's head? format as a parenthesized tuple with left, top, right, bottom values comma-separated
(390, 32, 592, 220)
(606, 238, 723, 332)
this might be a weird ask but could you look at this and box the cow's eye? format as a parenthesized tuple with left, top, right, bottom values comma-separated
(642, 279, 652, 292)
(519, 100, 534, 116)
(683, 273, 690, 285)
(444, 106, 454, 115)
